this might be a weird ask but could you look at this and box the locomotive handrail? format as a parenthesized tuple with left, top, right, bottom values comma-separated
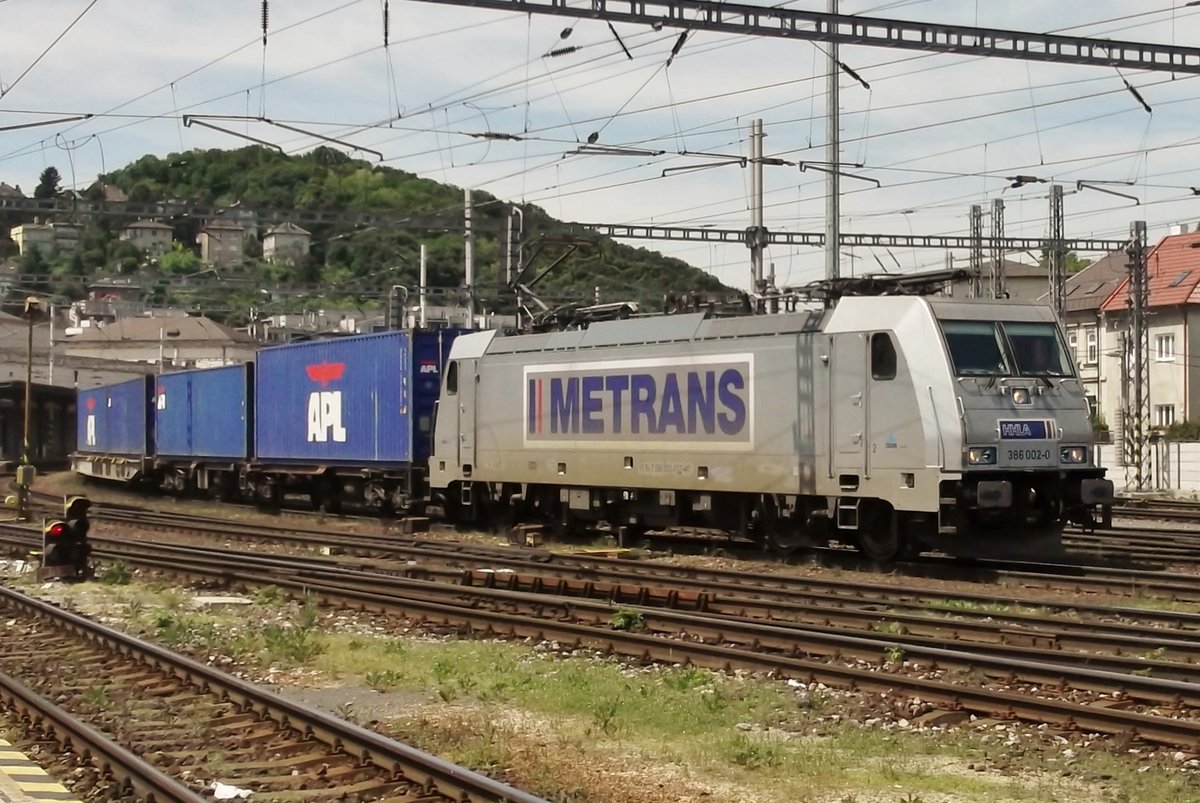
(928, 385, 946, 468)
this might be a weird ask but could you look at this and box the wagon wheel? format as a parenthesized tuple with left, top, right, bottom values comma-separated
(856, 504, 905, 562)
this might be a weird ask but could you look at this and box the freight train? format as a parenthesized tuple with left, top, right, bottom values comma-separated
(73, 295, 1114, 561)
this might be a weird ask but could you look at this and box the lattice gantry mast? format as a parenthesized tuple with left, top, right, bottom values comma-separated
(968, 205, 984, 299)
(1123, 221, 1150, 491)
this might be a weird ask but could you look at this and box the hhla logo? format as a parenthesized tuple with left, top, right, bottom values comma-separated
(305, 362, 347, 443)
(85, 397, 97, 446)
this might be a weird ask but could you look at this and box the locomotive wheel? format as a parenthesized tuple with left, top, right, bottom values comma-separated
(757, 497, 807, 555)
(767, 523, 807, 555)
(856, 504, 904, 562)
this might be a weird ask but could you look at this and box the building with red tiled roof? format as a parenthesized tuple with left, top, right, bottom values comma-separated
(1057, 252, 1128, 426)
(1095, 229, 1200, 432)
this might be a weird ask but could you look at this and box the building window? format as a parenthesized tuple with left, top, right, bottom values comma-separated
(1068, 330, 1078, 360)
(1086, 329, 1098, 365)
(1156, 334, 1175, 362)
(1155, 404, 1176, 427)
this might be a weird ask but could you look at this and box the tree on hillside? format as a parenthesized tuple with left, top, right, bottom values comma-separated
(34, 167, 62, 199)
(1038, 251, 1093, 274)
(159, 243, 203, 276)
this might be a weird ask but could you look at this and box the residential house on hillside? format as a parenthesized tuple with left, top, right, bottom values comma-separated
(1099, 230, 1200, 434)
(120, 220, 174, 256)
(50, 222, 80, 252)
(10, 222, 53, 256)
(262, 222, 311, 264)
(62, 315, 256, 368)
(70, 280, 150, 324)
(196, 219, 245, 270)
(0, 183, 24, 199)
(12, 221, 82, 256)
(1059, 251, 1127, 424)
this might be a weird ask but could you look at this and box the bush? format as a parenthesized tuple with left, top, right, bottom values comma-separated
(1165, 419, 1200, 441)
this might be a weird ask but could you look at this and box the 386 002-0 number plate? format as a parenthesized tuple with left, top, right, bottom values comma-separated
(1006, 447, 1053, 464)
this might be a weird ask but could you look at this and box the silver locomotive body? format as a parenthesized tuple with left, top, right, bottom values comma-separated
(430, 296, 1112, 559)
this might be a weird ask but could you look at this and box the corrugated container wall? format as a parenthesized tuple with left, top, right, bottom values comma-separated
(254, 331, 420, 465)
(155, 364, 251, 460)
(76, 376, 153, 456)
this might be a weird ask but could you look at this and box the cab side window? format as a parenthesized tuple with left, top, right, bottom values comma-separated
(871, 333, 897, 381)
(446, 361, 459, 395)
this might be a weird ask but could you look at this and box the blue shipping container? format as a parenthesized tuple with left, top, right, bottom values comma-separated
(155, 364, 251, 460)
(76, 377, 152, 456)
(255, 331, 423, 465)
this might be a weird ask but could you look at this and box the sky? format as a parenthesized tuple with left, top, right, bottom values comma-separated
(2, 0, 1200, 293)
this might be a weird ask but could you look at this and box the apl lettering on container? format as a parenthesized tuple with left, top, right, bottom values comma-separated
(305, 362, 348, 443)
(523, 354, 754, 450)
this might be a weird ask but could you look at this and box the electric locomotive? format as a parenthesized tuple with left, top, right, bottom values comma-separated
(429, 295, 1112, 560)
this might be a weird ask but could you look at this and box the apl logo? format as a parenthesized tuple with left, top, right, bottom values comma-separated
(418, 361, 439, 375)
(305, 362, 347, 443)
(85, 396, 97, 447)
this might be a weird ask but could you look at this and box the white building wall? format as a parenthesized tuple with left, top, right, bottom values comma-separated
(1096, 440, 1200, 493)
(1148, 312, 1187, 427)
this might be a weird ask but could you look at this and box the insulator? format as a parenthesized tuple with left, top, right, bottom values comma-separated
(261, 0, 269, 46)
(383, 0, 390, 46)
(546, 45, 580, 58)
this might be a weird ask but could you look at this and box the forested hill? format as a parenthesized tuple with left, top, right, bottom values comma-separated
(101, 146, 731, 316)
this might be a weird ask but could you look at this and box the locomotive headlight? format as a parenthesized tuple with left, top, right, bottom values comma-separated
(1010, 387, 1031, 405)
(967, 446, 997, 465)
(1060, 446, 1088, 464)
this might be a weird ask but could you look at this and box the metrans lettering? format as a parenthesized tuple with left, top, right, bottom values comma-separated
(524, 356, 753, 447)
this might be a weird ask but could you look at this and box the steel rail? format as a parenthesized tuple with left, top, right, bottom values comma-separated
(10, 525, 1200, 673)
(0, 584, 549, 803)
(0, 667, 209, 803)
(81, 508, 1200, 604)
(71, 538, 1200, 726)
(69, 500, 1200, 590)
(97, 543, 1200, 750)
(12, 516, 1200, 645)
(10, 520, 1198, 659)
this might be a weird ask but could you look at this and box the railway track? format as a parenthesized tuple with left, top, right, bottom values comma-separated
(38, 487, 1200, 567)
(77, 505, 1200, 604)
(12, 517, 1200, 664)
(6, 520, 1200, 752)
(0, 584, 548, 803)
(1114, 497, 1200, 524)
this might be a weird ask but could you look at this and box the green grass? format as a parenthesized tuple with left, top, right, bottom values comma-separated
(933, 598, 1053, 617)
(311, 635, 1152, 801)
(1116, 596, 1200, 615)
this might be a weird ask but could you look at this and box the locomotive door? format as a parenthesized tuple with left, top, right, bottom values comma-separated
(830, 333, 868, 477)
(457, 358, 477, 468)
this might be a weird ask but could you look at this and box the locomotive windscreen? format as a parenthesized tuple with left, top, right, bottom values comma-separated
(1004, 322, 1073, 377)
(940, 320, 1008, 376)
(939, 320, 1074, 378)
